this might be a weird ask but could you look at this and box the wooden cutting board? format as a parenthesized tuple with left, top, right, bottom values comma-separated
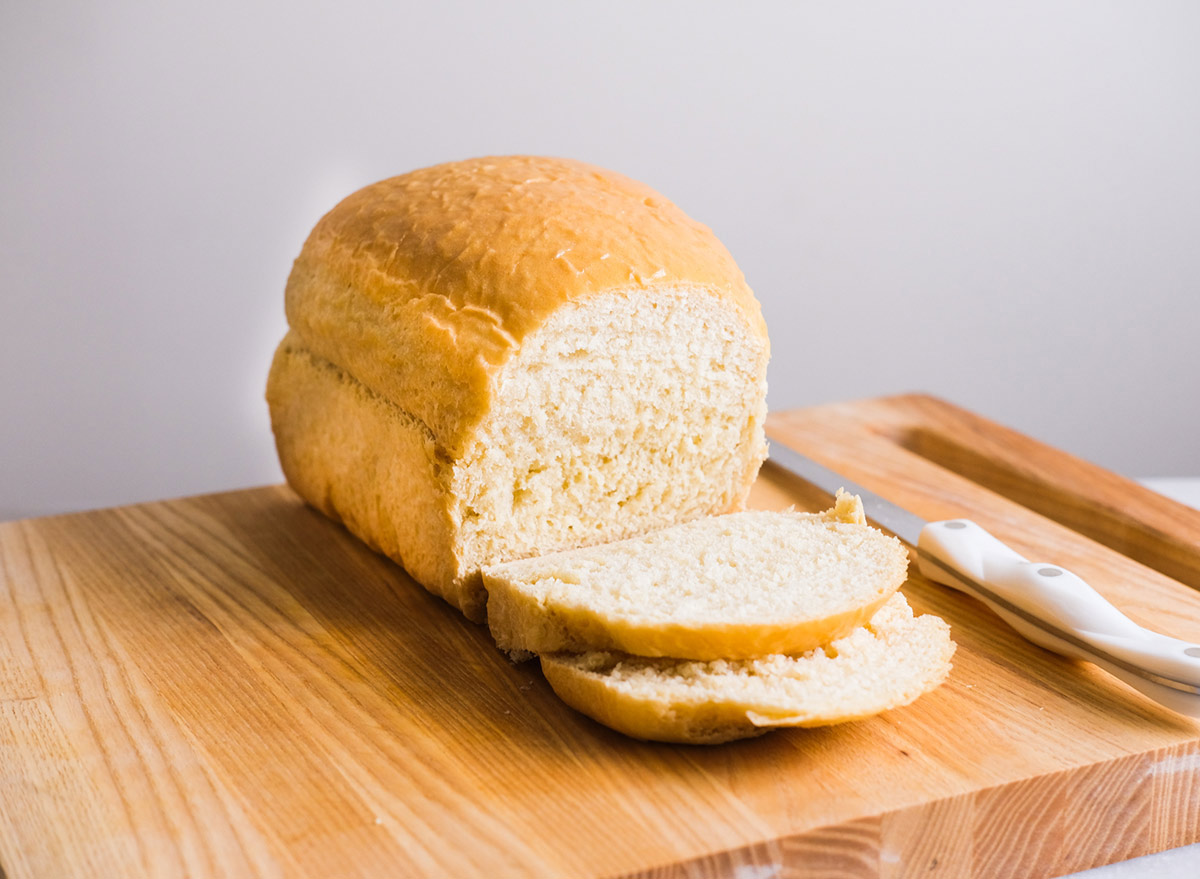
(2, 394, 1199, 879)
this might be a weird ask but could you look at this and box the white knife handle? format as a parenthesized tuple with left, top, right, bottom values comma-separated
(917, 519, 1200, 716)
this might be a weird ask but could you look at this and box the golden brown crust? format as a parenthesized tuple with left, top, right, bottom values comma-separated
(539, 657, 766, 744)
(285, 155, 768, 455)
(266, 336, 487, 620)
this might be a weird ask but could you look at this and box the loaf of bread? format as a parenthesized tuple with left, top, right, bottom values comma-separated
(267, 156, 770, 620)
(541, 593, 955, 744)
(483, 494, 908, 660)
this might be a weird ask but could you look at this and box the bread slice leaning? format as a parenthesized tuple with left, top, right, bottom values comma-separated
(540, 593, 954, 744)
(483, 495, 909, 660)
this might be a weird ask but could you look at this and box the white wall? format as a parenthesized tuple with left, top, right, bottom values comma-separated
(3, 1, 1198, 520)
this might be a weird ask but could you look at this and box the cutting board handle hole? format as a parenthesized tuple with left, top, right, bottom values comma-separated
(888, 425, 1200, 594)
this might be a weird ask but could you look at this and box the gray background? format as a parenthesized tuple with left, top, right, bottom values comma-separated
(3, 0, 1199, 520)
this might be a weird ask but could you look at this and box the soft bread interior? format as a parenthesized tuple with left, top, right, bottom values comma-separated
(451, 286, 768, 575)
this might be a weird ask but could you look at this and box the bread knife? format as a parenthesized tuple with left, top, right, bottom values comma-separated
(766, 441, 1200, 717)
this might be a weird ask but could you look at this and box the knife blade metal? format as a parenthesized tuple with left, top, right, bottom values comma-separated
(767, 440, 926, 545)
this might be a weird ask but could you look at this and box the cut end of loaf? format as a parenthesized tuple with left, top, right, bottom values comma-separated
(452, 287, 769, 585)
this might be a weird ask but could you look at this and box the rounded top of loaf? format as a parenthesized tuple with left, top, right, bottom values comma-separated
(298, 155, 763, 338)
(284, 156, 768, 454)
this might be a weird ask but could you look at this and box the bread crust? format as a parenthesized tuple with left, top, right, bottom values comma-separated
(284, 155, 768, 456)
(537, 660, 771, 745)
(266, 337, 485, 618)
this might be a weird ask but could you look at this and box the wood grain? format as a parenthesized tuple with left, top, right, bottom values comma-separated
(878, 394, 1200, 592)
(2, 395, 1198, 878)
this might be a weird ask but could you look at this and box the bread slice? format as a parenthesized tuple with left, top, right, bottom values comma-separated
(540, 593, 954, 744)
(268, 156, 770, 621)
(483, 494, 909, 660)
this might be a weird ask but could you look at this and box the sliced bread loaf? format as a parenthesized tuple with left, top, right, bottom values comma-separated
(268, 155, 770, 622)
(482, 494, 909, 660)
(540, 593, 954, 744)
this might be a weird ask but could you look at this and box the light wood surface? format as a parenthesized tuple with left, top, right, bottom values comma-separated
(2, 394, 1198, 879)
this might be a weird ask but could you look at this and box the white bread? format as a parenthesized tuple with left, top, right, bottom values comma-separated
(267, 156, 770, 621)
(540, 593, 955, 744)
(483, 494, 909, 660)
